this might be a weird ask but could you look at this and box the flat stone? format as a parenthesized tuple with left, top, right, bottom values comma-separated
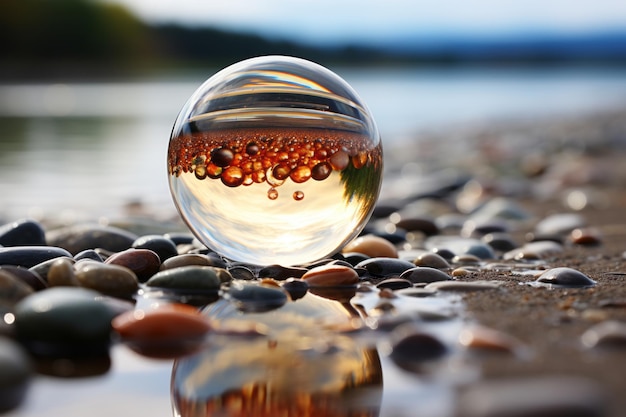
(161, 254, 217, 270)
(132, 235, 178, 261)
(146, 266, 221, 292)
(535, 213, 586, 235)
(302, 264, 359, 287)
(342, 235, 398, 258)
(533, 267, 596, 288)
(13, 287, 118, 356)
(75, 262, 139, 298)
(0, 246, 72, 268)
(400, 267, 451, 284)
(0, 219, 46, 247)
(413, 252, 450, 269)
(105, 248, 161, 283)
(46, 224, 138, 255)
(355, 257, 415, 277)
(376, 278, 412, 290)
(426, 280, 503, 292)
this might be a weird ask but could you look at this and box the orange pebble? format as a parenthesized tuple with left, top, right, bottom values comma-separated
(342, 235, 398, 258)
(301, 264, 359, 287)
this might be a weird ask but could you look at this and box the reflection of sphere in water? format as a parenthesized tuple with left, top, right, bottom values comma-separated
(168, 56, 383, 266)
(171, 291, 383, 417)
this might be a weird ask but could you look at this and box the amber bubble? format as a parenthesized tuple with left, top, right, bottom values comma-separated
(290, 165, 311, 183)
(221, 166, 244, 187)
(311, 162, 332, 181)
(272, 164, 291, 181)
(211, 148, 234, 167)
(293, 191, 304, 201)
(245, 143, 259, 156)
(194, 165, 207, 180)
(268, 188, 278, 200)
(329, 150, 350, 171)
(206, 163, 222, 179)
(352, 152, 368, 169)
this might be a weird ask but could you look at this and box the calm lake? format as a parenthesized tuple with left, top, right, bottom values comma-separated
(1, 66, 626, 220)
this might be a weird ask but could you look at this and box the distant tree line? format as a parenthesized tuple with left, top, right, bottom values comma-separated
(1, 0, 625, 79)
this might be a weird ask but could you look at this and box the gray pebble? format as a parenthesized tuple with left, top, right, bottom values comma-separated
(400, 267, 451, 284)
(356, 257, 416, 277)
(132, 235, 178, 261)
(146, 265, 221, 292)
(46, 224, 138, 255)
(0, 246, 72, 268)
(413, 252, 450, 269)
(534, 267, 596, 288)
(0, 219, 46, 247)
(227, 281, 288, 312)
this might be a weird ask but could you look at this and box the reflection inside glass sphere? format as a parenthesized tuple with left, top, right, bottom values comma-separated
(171, 291, 383, 417)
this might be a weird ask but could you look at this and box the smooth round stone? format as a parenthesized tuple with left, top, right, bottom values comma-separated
(161, 254, 218, 270)
(226, 282, 288, 312)
(535, 213, 586, 235)
(258, 264, 307, 281)
(392, 216, 439, 236)
(342, 235, 398, 258)
(301, 264, 359, 287)
(146, 266, 221, 292)
(0, 219, 46, 247)
(413, 252, 450, 269)
(132, 235, 178, 261)
(581, 320, 626, 348)
(281, 278, 309, 301)
(227, 265, 255, 281)
(46, 224, 138, 255)
(400, 267, 451, 284)
(482, 232, 518, 252)
(570, 228, 602, 246)
(105, 248, 161, 283)
(505, 241, 564, 261)
(75, 262, 139, 298)
(74, 249, 104, 262)
(0, 270, 34, 308)
(13, 287, 118, 356)
(426, 280, 502, 292)
(47, 258, 79, 287)
(163, 232, 196, 245)
(462, 243, 496, 260)
(0, 246, 72, 268)
(112, 304, 211, 358)
(0, 337, 32, 412)
(342, 252, 371, 266)
(461, 219, 508, 238)
(451, 254, 482, 265)
(534, 267, 595, 288)
(389, 326, 448, 371)
(355, 257, 415, 278)
(431, 247, 455, 261)
(0, 266, 46, 291)
(456, 376, 606, 417)
(469, 197, 531, 222)
(376, 278, 412, 290)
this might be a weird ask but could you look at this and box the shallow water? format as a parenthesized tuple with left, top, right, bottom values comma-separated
(1, 67, 626, 220)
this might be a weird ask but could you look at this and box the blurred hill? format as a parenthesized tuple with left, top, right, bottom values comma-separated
(2, 0, 626, 80)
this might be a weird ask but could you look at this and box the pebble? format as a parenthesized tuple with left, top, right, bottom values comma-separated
(400, 267, 451, 284)
(0, 265, 46, 291)
(46, 224, 138, 255)
(459, 325, 527, 355)
(227, 265, 256, 281)
(75, 262, 139, 298)
(105, 248, 161, 283)
(13, 287, 118, 356)
(581, 320, 626, 349)
(413, 252, 450, 269)
(570, 227, 602, 246)
(226, 282, 288, 312)
(258, 264, 307, 281)
(145, 266, 221, 292)
(47, 258, 80, 287)
(376, 278, 412, 290)
(461, 219, 508, 238)
(468, 197, 531, 222)
(461, 243, 496, 260)
(0, 219, 46, 247)
(481, 232, 518, 252)
(112, 304, 211, 358)
(132, 235, 178, 261)
(389, 325, 448, 372)
(451, 254, 482, 265)
(503, 241, 563, 261)
(456, 376, 606, 417)
(0, 270, 34, 308)
(0, 337, 32, 412)
(280, 278, 309, 300)
(0, 246, 72, 268)
(391, 216, 439, 236)
(74, 249, 104, 262)
(355, 257, 415, 277)
(533, 267, 596, 288)
(301, 264, 359, 287)
(342, 235, 398, 258)
(161, 253, 216, 270)
(425, 280, 503, 292)
(534, 213, 586, 235)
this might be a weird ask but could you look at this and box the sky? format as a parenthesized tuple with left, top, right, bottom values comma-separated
(99, 0, 626, 45)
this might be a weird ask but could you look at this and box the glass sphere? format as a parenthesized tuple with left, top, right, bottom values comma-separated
(168, 56, 383, 266)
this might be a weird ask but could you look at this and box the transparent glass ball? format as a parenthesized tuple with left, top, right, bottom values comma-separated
(168, 56, 383, 266)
